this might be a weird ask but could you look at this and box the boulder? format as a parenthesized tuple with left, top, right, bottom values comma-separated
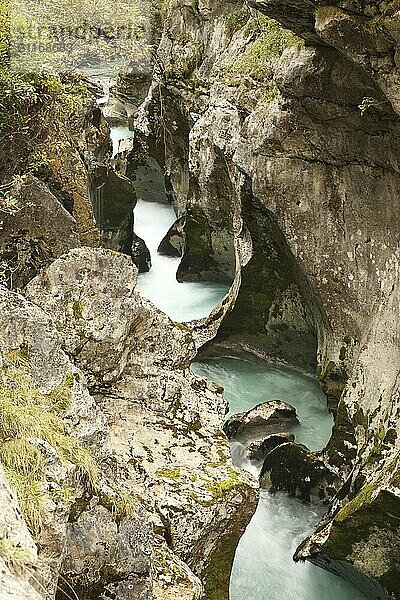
(0, 175, 80, 288)
(260, 442, 340, 504)
(158, 216, 185, 257)
(224, 400, 299, 444)
(246, 432, 295, 462)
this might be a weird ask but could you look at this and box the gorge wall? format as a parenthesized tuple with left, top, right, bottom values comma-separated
(126, 0, 400, 597)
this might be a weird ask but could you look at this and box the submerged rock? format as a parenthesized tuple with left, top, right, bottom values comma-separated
(224, 400, 299, 444)
(260, 442, 341, 504)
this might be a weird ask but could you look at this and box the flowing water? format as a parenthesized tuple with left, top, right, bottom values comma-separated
(193, 358, 367, 600)
(134, 198, 228, 322)
(110, 125, 134, 157)
(116, 125, 367, 599)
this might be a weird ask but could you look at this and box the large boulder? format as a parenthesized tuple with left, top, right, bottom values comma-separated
(224, 400, 299, 444)
(0, 175, 80, 288)
(260, 442, 341, 504)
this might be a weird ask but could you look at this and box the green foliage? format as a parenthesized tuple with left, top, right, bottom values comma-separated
(224, 15, 300, 82)
(0, 354, 97, 536)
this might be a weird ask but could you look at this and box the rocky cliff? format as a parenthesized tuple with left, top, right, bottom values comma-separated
(126, 0, 400, 597)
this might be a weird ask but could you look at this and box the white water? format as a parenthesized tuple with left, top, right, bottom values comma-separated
(134, 198, 228, 322)
(110, 125, 134, 157)
(110, 126, 367, 599)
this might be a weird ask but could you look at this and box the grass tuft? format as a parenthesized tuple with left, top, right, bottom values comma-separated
(0, 352, 97, 536)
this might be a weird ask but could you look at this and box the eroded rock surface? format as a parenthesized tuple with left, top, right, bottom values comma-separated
(224, 400, 298, 444)
(260, 442, 340, 504)
(0, 247, 258, 600)
(130, 0, 400, 596)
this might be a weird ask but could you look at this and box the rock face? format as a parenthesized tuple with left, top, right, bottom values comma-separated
(0, 247, 258, 600)
(130, 0, 400, 597)
(91, 169, 137, 254)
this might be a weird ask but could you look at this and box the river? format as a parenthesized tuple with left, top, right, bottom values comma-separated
(110, 124, 368, 600)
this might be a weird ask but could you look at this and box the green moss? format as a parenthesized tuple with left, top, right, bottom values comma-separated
(325, 400, 357, 468)
(324, 488, 400, 574)
(202, 476, 255, 600)
(177, 205, 220, 281)
(224, 9, 250, 37)
(164, 42, 204, 80)
(335, 484, 375, 523)
(366, 443, 383, 464)
(155, 467, 181, 480)
(72, 299, 84, 320)
(223, 16, 299, 81)
(206, 468, 239, 498)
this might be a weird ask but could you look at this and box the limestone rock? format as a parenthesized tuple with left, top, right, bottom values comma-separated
(25, 248, 194, 383)
(224, 400, 298, 444)
(259, 442, 340, 504)
(0, 465, 44, 600)
(158, 216, 185, 257)
(22, 247, 258, 599)
(59, 502, 153, 600)
(91, 170, 136, 254)
(0, 175, 80, 288)
(246, 432, 295, 462)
